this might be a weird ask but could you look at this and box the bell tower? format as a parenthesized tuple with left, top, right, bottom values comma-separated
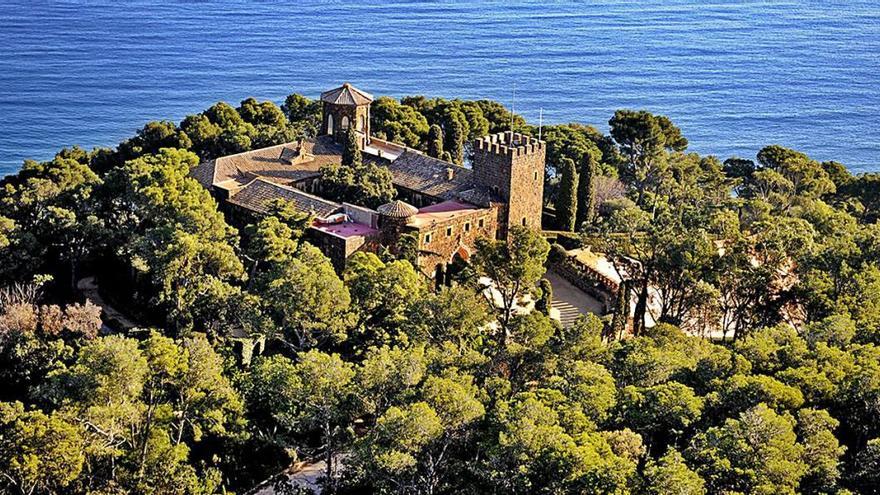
(320, 83, 373, 149)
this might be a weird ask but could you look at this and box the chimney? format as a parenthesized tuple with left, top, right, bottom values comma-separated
(446, 167, 454, 181)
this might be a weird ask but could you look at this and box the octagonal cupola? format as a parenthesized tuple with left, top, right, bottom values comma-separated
(320, 83, 373, 146)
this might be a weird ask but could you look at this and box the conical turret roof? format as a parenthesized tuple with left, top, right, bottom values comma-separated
(377, 199, 418, 218)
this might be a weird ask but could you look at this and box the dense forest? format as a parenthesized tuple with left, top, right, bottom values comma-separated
(1, 89, 880, 495)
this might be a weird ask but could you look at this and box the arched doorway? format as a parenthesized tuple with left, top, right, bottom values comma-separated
(446, 246, 472, 286)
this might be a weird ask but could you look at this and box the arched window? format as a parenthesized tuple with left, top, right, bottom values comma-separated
(327, 114, 334, 135)
(341, 116, 350, 129)
(359, 115, 365, 131)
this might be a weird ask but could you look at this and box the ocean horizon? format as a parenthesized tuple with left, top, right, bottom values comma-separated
(1, 0, 878, 175)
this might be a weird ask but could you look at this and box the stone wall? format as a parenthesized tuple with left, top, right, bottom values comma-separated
(548, 251, 618, 313)
(409, 207, 498, 275)
(322, 102, 370, 146)
(472, 131, 545, 239)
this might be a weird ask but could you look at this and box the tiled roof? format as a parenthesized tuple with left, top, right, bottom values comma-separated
(211, 136, 342, 185)
(189, 161, 215, 188)
(320, 83, 373, 106)
(386, 150, 474, 200)
(377, 200, 418, 218)
(228, 178, 342, 218)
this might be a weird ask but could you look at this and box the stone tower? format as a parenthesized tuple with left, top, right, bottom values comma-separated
(472, 131, 546, 239)
(320, 83, 373, 148)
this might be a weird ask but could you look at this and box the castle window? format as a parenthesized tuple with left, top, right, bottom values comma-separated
(424, 233, 432, 244)
(478, 218, 485, 228)
(534, 171, 539, 181)
(446, 226, 453, 237)
(327, 114, 334, 135)
(464, 222, 471, 233)
(522, 217, 527, 226)
(359, 115, 365, 131)
(341, 116, 350, 129)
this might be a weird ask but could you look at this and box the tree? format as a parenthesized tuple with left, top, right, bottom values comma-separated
(344, 252, 426, 346)
(427, 124, 444, 158)
(0, 401, 85, 495)
(447, 116, 465, 165)
(248, 351, 356, 491)
(342, 127, 362, 167)
(319, 160, 395, 209)
(472, 226, 550, 341)
(44, 333, 237, 493)
(576, 149, 599, 228)
(688, 404, 807, 495)
(642, 448, 706, 495)
(609, 110, 684, 212)
(370, 96, 430, 148)
(556, 157, 578, 232)
(357, 345, 427, 415)
(852, 437, 880, 493)
(257, 243, 352, 351)
(281, 93, 322, 137)
(616, 382, 703, 450)
(796, 408, 844, 494)
(535, 278, 552, 315)
(237, 97, 294, 148)
(118, 121, 192, 160)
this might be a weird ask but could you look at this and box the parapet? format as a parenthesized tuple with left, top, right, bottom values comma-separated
(474, 131, 545, 158)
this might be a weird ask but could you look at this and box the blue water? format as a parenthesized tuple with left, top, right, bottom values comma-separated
(1, 1, 878, 175)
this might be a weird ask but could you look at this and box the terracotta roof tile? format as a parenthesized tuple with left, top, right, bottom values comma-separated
(228, 178, 342, 218)
(320, 83, 374, 106)
(386, 150, 474, 200)
(210, 136, 342, 185)
(377, 200, 418, 218)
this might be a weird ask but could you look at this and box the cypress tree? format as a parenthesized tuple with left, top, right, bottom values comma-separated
(576, 152, 597, 229)
(536, 278, 553, 315)
(557, 157, 579, 232)
(448, 118, 465, 165)
(342, 126, 362, 167)
(610, 279, 631, 340)
(427, 124, 444, 158)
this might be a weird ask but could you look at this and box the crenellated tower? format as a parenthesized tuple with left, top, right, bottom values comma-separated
(472, 131, 546, 239)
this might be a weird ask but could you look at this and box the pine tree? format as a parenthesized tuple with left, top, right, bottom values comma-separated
(557, 157, 578, 232)
(576, 152, 597, 229)
(342, 126, 362, 167)
(427, 124, 444, 158)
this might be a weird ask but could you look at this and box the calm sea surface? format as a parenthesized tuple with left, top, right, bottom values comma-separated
(1, 1, 878, 175)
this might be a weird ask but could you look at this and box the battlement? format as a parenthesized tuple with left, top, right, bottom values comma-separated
(474, 131, 545, 158)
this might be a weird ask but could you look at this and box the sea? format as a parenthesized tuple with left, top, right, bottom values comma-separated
(0, 1, 878, 175)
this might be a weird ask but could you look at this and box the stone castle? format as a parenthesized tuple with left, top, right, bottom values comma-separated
(192, 83, 546, 277)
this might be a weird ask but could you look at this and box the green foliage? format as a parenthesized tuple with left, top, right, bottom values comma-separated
(3, 90, 880, 495)
(0, 401, 85, 495)
(576, 149, 599, 228)
(256, 243, 352, 351)
(370, 96, 430, 147)
(282, 93, 322, 137)
(341, 126, 362, 167)
(556, 157, 579, 231)
(319, 159, 395, 209)
(688, 404, 807, 495)
(427, 123, 444, 158)
(473, 226, 550, 338)
(642, 448, 706, 495)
